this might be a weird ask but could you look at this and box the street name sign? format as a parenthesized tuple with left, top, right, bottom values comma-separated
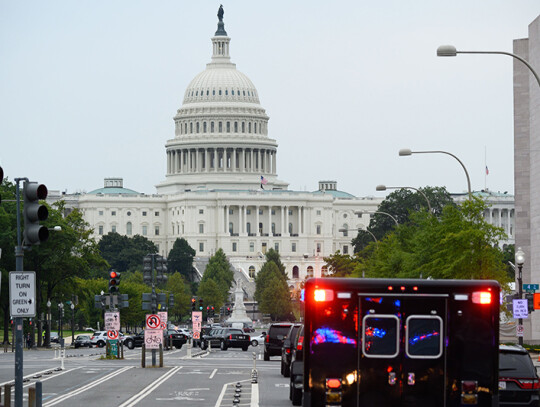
(523, 284, 539, 292)
(104, 311, 120, 331)
(9, 272, 36, 317)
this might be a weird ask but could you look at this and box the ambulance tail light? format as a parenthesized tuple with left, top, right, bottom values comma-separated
(471, 291, 492, 304)
(326, 378, 343, 404)
(461, 380, 478, 405)
(314, 289, 334, 302)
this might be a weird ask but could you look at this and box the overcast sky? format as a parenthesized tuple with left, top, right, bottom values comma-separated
(1, 1, 539, 198)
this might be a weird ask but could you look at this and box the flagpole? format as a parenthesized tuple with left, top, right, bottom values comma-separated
(484, 146, 487, 190)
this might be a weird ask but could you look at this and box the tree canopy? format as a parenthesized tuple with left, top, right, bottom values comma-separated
(98, 232, 157, 273)
(201, 248, 234, 302)
(255, 250, 292, 320)
(167, 238, 196, 282)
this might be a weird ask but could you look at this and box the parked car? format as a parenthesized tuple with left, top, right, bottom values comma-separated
(90, 331, 109, 347)
(44, 332, 59, 344)
(163, 329, 188, 349)
(264, 322, 293, 361)
(499, 344, 540, 407)
(289, 324, 304, 406)
(250, 332, 266, 347)
(123, 332, 144, 350)
(200, 328, 223, 350)
(73, 334, 93, 348)
(176, 328, 192, 338)
(281, 323, 302, 377)
(215, 328, 250, 351)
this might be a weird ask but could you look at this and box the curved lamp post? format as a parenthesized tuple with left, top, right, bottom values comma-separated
(356, 210, 398, 226)
(437, 45, 540, 88)
(376, 184, 432, 214)
(515, 247, 525, 346)
(399, 148, 472, 199)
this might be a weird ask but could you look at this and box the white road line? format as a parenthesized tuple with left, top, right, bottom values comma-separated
(209, 368, 217, 379)
(43, 366, 133, 406)
(23, 367, 83, 388)
(118, 366, 182, 407)
(214, 379, 251, 407)
(251, 383, 259, 407)
(0, 366, 71, 387)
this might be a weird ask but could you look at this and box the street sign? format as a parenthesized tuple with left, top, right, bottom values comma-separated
(144, 329, 163, 349)
(9, 272, 36, 317)
(109, 339, 119, 357)
(192, 331, 200, 340)
(517, 324, 524, 337)
(158, 311, 168, 330)
(107, 330, 119, 340)
(146, 314, 161, 330)
(523, 284, 539, 291)
(104, 311, 120, 331)
(513, 299, 529, 319)
(192, 311, 202, 334)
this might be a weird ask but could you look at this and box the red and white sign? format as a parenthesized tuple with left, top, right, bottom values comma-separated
(144, 329, 163, 349)
(107, 330, 119, 340)
(192, 331, 200, 340)
(146, 314, 161, 330)
(158, 311, 168, 330)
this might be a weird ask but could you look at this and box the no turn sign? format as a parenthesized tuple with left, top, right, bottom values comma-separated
(146, 314, 161, 330)
(107, 330, 119, 340)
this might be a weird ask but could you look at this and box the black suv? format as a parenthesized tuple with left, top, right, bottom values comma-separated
(264, 322, 293, 361)
(289, 324, 304, 406)
(123, 331, 144, 349)
(215, 328, 250, 351)
(499, 344, 540, 407)
(200, 328, 223, 350)
(163, 329, 188, 349)
(281, 323, 302, 377)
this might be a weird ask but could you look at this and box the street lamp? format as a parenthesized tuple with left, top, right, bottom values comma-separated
(399, 148, 472, 199)
(46, 299, 51, 348)
(70, 303, 75, 346)
(376, 184, 432, 214)
(437, 45, 540, 88)
(58, 302, 64, 348)
(515, 247, 525, 346)
(339, 227, 378, 243)
(355, 210, 398, 226)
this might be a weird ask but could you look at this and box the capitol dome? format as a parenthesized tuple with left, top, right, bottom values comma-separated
(157, 10, 288, 195)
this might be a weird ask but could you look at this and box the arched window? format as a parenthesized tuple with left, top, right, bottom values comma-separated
(248, 122, 251, 133)
(219, 122, 222, 132)
(259, 222, 263, 235)
(249, 266, 256, 279)
(289, 223, 293, 234)
(227, 122, 231, 132)
(196, 122, 200, 133)
(343, 223, 349, 237)
(322, 266, 328, 277)
(254, 122, 257, 133)
(126, 222, 132, 235)
(229, 222, 234, 234)
(190, 122, 193, 133)
(292, 266, 299, 279)
(247, 222, 251, 234)
(307, 266, 314, 278)
(203, 122, 207, 132)
(234, 122, 238, 132)
(272, 222, 276, 234)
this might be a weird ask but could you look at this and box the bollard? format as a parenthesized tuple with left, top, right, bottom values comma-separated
(187, 340, 192, 359)
(120, 341, 124, 359)
(4, 383, 11, 407)
(159, 344, 163, 367)
(28, 386, 35, 407)
(141, 344, 146, 368)
(35, 381, 42, 407)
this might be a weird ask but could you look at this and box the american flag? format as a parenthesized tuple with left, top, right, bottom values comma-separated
(260, 175, 268, 185)
(486, 166, 489, 175)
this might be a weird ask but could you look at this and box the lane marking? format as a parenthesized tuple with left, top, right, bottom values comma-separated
(43, 366, 133, 406)
(251, 383, 259, 407)
(118, 366, 182, 407)
(0, 366, 75, 387)
(209, 368, 217, 379)
(23, 367, 83, 389)
(214, 379, 251, 407)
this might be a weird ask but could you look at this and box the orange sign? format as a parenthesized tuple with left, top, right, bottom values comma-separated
(534, 293, 540, 310)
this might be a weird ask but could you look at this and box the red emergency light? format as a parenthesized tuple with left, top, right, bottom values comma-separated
(471, 291, 492, 304)
(314, 289, 334, 302)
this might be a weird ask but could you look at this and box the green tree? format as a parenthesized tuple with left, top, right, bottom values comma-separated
(0, 177, 16, 343)
(363, 198, 510, 286)
(98, 232, 157, 273)
(259, 274, 292, 321)
(254, 261, 281, 303)
(167, 238, 196, 282)
(197, 278, 225, 316)
(323, 251, 357, 277)
(166, 272, 192, 322)
(264, 248, 287, 278)
(202, 249, 234, 301)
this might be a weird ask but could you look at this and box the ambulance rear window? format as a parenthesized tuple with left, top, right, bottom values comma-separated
(362, 315, 399, 358)
(406, 315, 443, 359)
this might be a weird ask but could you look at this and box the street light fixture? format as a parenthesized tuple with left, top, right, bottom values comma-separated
(46, 300, 51, 348)
(338, 227, 378, 243)
(436, 45, 540, 87)
(70, 303, 75, 346)
(356, 210, 398, 226)
(376, 184, 432, 214)
(515, 247, 525, 346)
(399, 148, 472, 199)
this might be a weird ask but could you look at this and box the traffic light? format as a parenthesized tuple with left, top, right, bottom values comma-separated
(169, 293, 174, 308)
(143, 255, 152, 284)
(23, 181, 49, 245)
(199, 298, 203, 311)
(156, 256, 168, 283)
(226, 307, 231, 316)
(108, 270, 120, 293)
(191, 297, 196, 311)
(210, 306, 215, 317)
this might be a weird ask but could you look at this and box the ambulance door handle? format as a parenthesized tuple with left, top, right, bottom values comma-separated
(388, 371, 397, 386)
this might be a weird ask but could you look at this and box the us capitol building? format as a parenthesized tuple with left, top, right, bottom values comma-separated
(49, 11, 382, 289)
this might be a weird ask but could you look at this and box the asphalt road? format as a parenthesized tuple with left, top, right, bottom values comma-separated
(0, 343, 292, 407)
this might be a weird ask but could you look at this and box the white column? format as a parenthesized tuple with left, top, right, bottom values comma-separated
(241, 149, 245, 172)
(281, 206, 285, 236)
(285, 206, 289, 236)
(268, 205, 272, 236)
(250, 149, 254, 172)
(232, 148, 237, 172)
(225, 205, 229, 234)
(243, 205, 247, 234)
(257, 150, 261, 172)
(298, 206, 302, 235)
(205, 149, 209, 172)
(256, 205, 260, 236)
(187, 149, 191, 173)
(272, 151, 276, 174)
